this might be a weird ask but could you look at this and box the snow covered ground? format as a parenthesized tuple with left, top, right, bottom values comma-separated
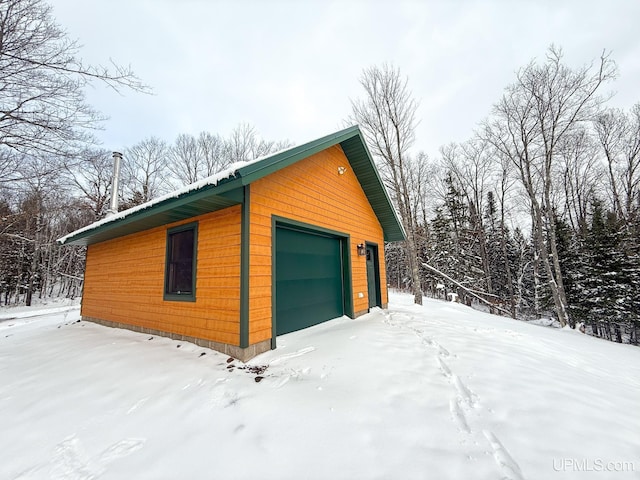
(1, 293, 639, 480)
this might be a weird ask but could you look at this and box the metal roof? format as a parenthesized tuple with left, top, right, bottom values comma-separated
(59, 126, 406, 246)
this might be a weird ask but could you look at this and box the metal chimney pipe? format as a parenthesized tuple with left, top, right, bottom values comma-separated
(108, 151, 123, 216)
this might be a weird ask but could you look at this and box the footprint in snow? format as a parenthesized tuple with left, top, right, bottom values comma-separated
(437, 357, 452, 377)
(269, 346, 315, 365)
(210, 388, 241, 408)
(99, 438, 146, 464)
(452, 374, 478, 408)
(50, 435, 94, 480)
(271, 367, 312, 388)
(449, 398, 471, 434)
(483, 430, 525, 480)
(438, 345, 450, 357)
(49, 435, 146, 480)
(126, 397, 149, 415)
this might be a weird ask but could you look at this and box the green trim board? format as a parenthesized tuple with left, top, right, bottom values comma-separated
(58, 126, 405, 247)
(163, 222, 198, 302)
(239, 185, 250, 348)
(270, 215, 354, 349)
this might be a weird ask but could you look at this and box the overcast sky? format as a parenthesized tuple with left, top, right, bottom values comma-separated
(49, 0, 640, 159)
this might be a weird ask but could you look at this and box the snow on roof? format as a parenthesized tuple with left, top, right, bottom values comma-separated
(57, 143, 298, 245)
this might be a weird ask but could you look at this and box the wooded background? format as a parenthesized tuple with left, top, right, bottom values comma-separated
(1, 0, 638, 344)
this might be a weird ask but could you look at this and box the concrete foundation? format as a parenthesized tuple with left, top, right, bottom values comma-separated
(81, 316, 272, 362)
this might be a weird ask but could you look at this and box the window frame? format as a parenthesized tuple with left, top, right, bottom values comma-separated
(163, 222, 198, 302)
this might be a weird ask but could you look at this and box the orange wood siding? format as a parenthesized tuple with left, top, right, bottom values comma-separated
(82, 206, 242, 345)
(248, 145, 388, 344)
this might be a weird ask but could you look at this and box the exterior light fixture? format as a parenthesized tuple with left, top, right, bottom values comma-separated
(357, 243, 366, 256)
(337, 166, 347, 175)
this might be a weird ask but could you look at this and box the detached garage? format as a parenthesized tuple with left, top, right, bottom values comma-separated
(58, 126, 405, 360)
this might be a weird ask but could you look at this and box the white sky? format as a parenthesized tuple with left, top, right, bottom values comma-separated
(49, 0, 640, 159)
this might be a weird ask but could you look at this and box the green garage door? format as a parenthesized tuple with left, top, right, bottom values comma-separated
(275, 226, 345, 335)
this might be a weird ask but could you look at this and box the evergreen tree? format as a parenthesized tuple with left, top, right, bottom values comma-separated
(555, 215, 585, 324)
(574, 200, 639, 340)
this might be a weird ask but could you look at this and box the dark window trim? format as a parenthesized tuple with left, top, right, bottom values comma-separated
(164, 222, 198, 302)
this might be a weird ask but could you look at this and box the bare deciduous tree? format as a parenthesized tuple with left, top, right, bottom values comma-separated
(440, 138, 496, 295)
(63, 149, 113, 219)
(350, 63, 423, 304)
(197, 131, 229, 176)
(492, 148, 518, 317)
(123, 137, 170, 204)
(557, 128, 601, 232)
(226, 123, 291, 164)
(594, 104, 640, 224)
(486, 46, 616, 327)
(167, 126, 291, 187)
(0, 0, 148, 157)
(169, 134, 202, 185)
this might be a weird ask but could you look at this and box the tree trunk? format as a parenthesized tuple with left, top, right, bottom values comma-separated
(25, 212, 42, 307)
(499, 221, 516, 318)
(405, 234, 423, 305)
(530, 201, 570, 327)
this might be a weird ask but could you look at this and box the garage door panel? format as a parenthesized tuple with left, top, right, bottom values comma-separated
(276, 252, 340, 281)
(277, 279, 343, 310)
(275, 226, 344, 335)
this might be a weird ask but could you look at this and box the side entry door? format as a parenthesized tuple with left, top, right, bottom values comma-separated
(366, 244, 381, 309)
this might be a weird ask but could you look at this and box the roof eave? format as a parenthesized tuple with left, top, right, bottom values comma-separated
(58, 125, 406, 246)
(58, 177, 244, 246)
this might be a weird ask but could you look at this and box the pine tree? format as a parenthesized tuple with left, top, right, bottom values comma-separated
(575, 200, 638, 341)
(554, 215, 585, 324)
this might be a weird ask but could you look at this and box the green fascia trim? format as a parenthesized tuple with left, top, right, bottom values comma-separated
(270, 215, 277, 350)
(339, 135, 406, 242)
(163, 222, 198, 302)
(60, 125, 405, 246)
(270, 215, 355, 349)
(61, 182, 244, 246)
(239, 185, 250, 348)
